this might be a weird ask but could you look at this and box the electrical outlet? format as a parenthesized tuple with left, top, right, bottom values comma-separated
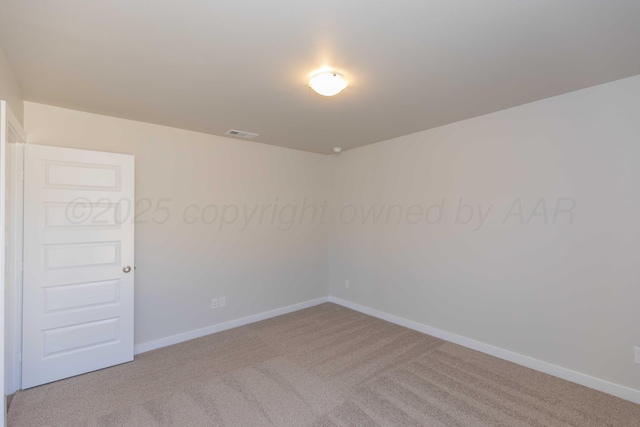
(345, 280, 350, 289)
(211, 298, 219, 309)
(219, 296, 226, 307)
(634, 347, 640, 365)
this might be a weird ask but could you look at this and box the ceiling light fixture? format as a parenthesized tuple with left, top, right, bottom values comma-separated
(308, 71, 348, 96)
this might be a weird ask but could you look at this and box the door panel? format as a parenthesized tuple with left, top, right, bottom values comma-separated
(22, 144, 134, 389)
(43, 279, 120, 312)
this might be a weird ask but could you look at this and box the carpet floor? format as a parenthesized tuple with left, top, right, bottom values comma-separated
(8, 303, 640, 426)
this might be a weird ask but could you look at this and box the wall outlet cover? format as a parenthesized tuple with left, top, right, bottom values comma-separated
(211, 298, 219, 309)
(345, 280, 350, 289)
(220, 296, 226, 307)
(634, 347, 640, 365)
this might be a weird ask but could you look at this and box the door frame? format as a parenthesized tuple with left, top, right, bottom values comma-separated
(2, 101, 27, 401)
(6, 140, 24, 395)
(2, 101, 26, 426)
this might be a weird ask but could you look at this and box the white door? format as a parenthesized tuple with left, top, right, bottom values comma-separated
(22, 144, 135, 389)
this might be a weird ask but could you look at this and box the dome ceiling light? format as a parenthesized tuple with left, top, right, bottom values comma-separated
(308, 71, 348, 96)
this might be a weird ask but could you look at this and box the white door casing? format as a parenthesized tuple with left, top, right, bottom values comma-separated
(22, 144, 134, 389)
(4, 103, 26, 395)
(2, 101, 26, 427)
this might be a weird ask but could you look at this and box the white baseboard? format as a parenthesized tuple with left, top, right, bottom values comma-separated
(134, 294, 640, 404)
(134, 296, 329, 354)
(328, 296, 640, 405)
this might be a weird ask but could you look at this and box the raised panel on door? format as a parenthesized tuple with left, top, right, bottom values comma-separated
(22, 144, 134, 389)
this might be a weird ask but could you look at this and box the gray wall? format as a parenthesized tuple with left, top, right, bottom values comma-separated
(329, 75, 640, 390)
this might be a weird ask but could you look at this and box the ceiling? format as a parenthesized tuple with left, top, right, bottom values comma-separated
(1, 1, 639, 154)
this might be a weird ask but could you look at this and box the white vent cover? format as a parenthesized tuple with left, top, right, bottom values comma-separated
(225, 129, 259, 139)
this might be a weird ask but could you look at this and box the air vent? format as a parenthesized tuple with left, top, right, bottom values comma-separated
(225, 129, 259, 139)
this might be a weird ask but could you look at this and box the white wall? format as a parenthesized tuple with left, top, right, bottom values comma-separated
(24, 102, 329, 347)
(0, 45, 22, 124)
(329, 75, 640, 391)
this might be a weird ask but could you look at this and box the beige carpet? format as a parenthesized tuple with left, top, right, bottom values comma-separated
(8, 303, 640, 426)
